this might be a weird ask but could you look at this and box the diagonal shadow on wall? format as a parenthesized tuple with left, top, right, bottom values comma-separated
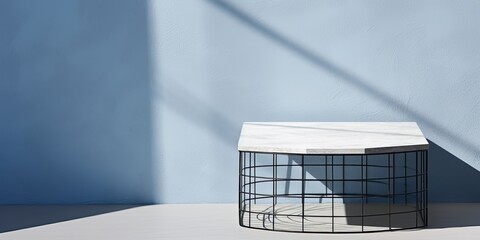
(206, 0, 480, 163)
(159, 79, 239, 147)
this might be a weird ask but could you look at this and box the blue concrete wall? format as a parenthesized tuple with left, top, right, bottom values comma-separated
(0, 0, 154, 204)
(149, 0, 480, 203)
(1, 0, 480, 204)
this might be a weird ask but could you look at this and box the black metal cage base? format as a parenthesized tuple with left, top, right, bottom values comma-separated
(238, 150, 428, 233)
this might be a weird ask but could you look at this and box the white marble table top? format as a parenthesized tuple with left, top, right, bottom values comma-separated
(238, 122, 428, 154)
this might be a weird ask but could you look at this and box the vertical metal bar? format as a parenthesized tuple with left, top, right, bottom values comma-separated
(405, 152, 407, 205)
(325, 155, 328, 199)
(423, 150, 426, 226)
(302, 155, 305, 232)
(238, 151, 243, 225)
(274, 154, 278, 205)
(415, 151, 418, 228)
(331, 156, 334, 232)
(272, 153, 275, 230)
(426, 150, 429, 226)
(366, 155, 368, 204)
(254, 153, 256, 204)
(420, 150, 424, 226)
(361, 155, 364, 232)
(393, 153, 396, 205)
(423, 151, 426, 223)
(249, 152, 252, 227)
(243, 152, 247, 225)
(388, 153, 392, 230)
(342, 155, 345, 196)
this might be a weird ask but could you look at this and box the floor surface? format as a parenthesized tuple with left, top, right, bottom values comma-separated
(0, 203, 480, 239)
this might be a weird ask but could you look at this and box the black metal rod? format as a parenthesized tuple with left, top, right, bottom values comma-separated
(342, 155, 345, 196)
(422, 151, 424, 225)
(426, 150, 429, 226)
(420, 150, 424, 226)
(241, 190, 426, 199)
(238, 151, 242, 226)
(275, 155, 278, 205)
(361, 155, 364, 232)
(415, 151, 418, 227)
(366, 155, 368, 204)
(393, 153, 396, 205)
(243, 152, 246, 225)
(246, 163, 415, 168)
(325, 155, 328, 199)
(272, 153, 275, 230)
(331, 156, 334, 232)
(249, 152, 252, 227)
(404, 152, 407, 205)
(272, 154, 278, 230)
(241, 173, 419, 182)
(243, 207, 423, 218)
(388, 153, 391, 230)
(302, 155, 305, 232)
(254, 153, 256, 204)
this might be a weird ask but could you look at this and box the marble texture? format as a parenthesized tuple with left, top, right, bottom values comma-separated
(238, 122, 428, 154)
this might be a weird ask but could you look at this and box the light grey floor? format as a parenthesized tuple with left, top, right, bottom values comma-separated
(0, 204, 479, 240)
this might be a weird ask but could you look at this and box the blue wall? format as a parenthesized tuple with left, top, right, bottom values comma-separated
(150, 0, 480, 203)
(1, 0, 480, 204)
(0, 0, 154, 204)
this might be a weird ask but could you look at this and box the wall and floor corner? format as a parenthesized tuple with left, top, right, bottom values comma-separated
(0, 0, 480, 205)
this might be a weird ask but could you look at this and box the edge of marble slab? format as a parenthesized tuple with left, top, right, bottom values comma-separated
(238, 144, 429, 155)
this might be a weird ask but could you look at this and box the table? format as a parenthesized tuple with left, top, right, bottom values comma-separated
(237, 122, 428, 233)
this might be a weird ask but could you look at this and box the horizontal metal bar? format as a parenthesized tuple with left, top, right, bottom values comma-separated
(240, 173, 425, 182)
(240, 208, 425, 218)
(240, 225, 427, 234)
(244, 163, 416, 169)
(240, 190, 427, 199)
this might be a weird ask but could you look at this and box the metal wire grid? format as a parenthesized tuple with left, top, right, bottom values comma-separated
(238, 150, 428, 233)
